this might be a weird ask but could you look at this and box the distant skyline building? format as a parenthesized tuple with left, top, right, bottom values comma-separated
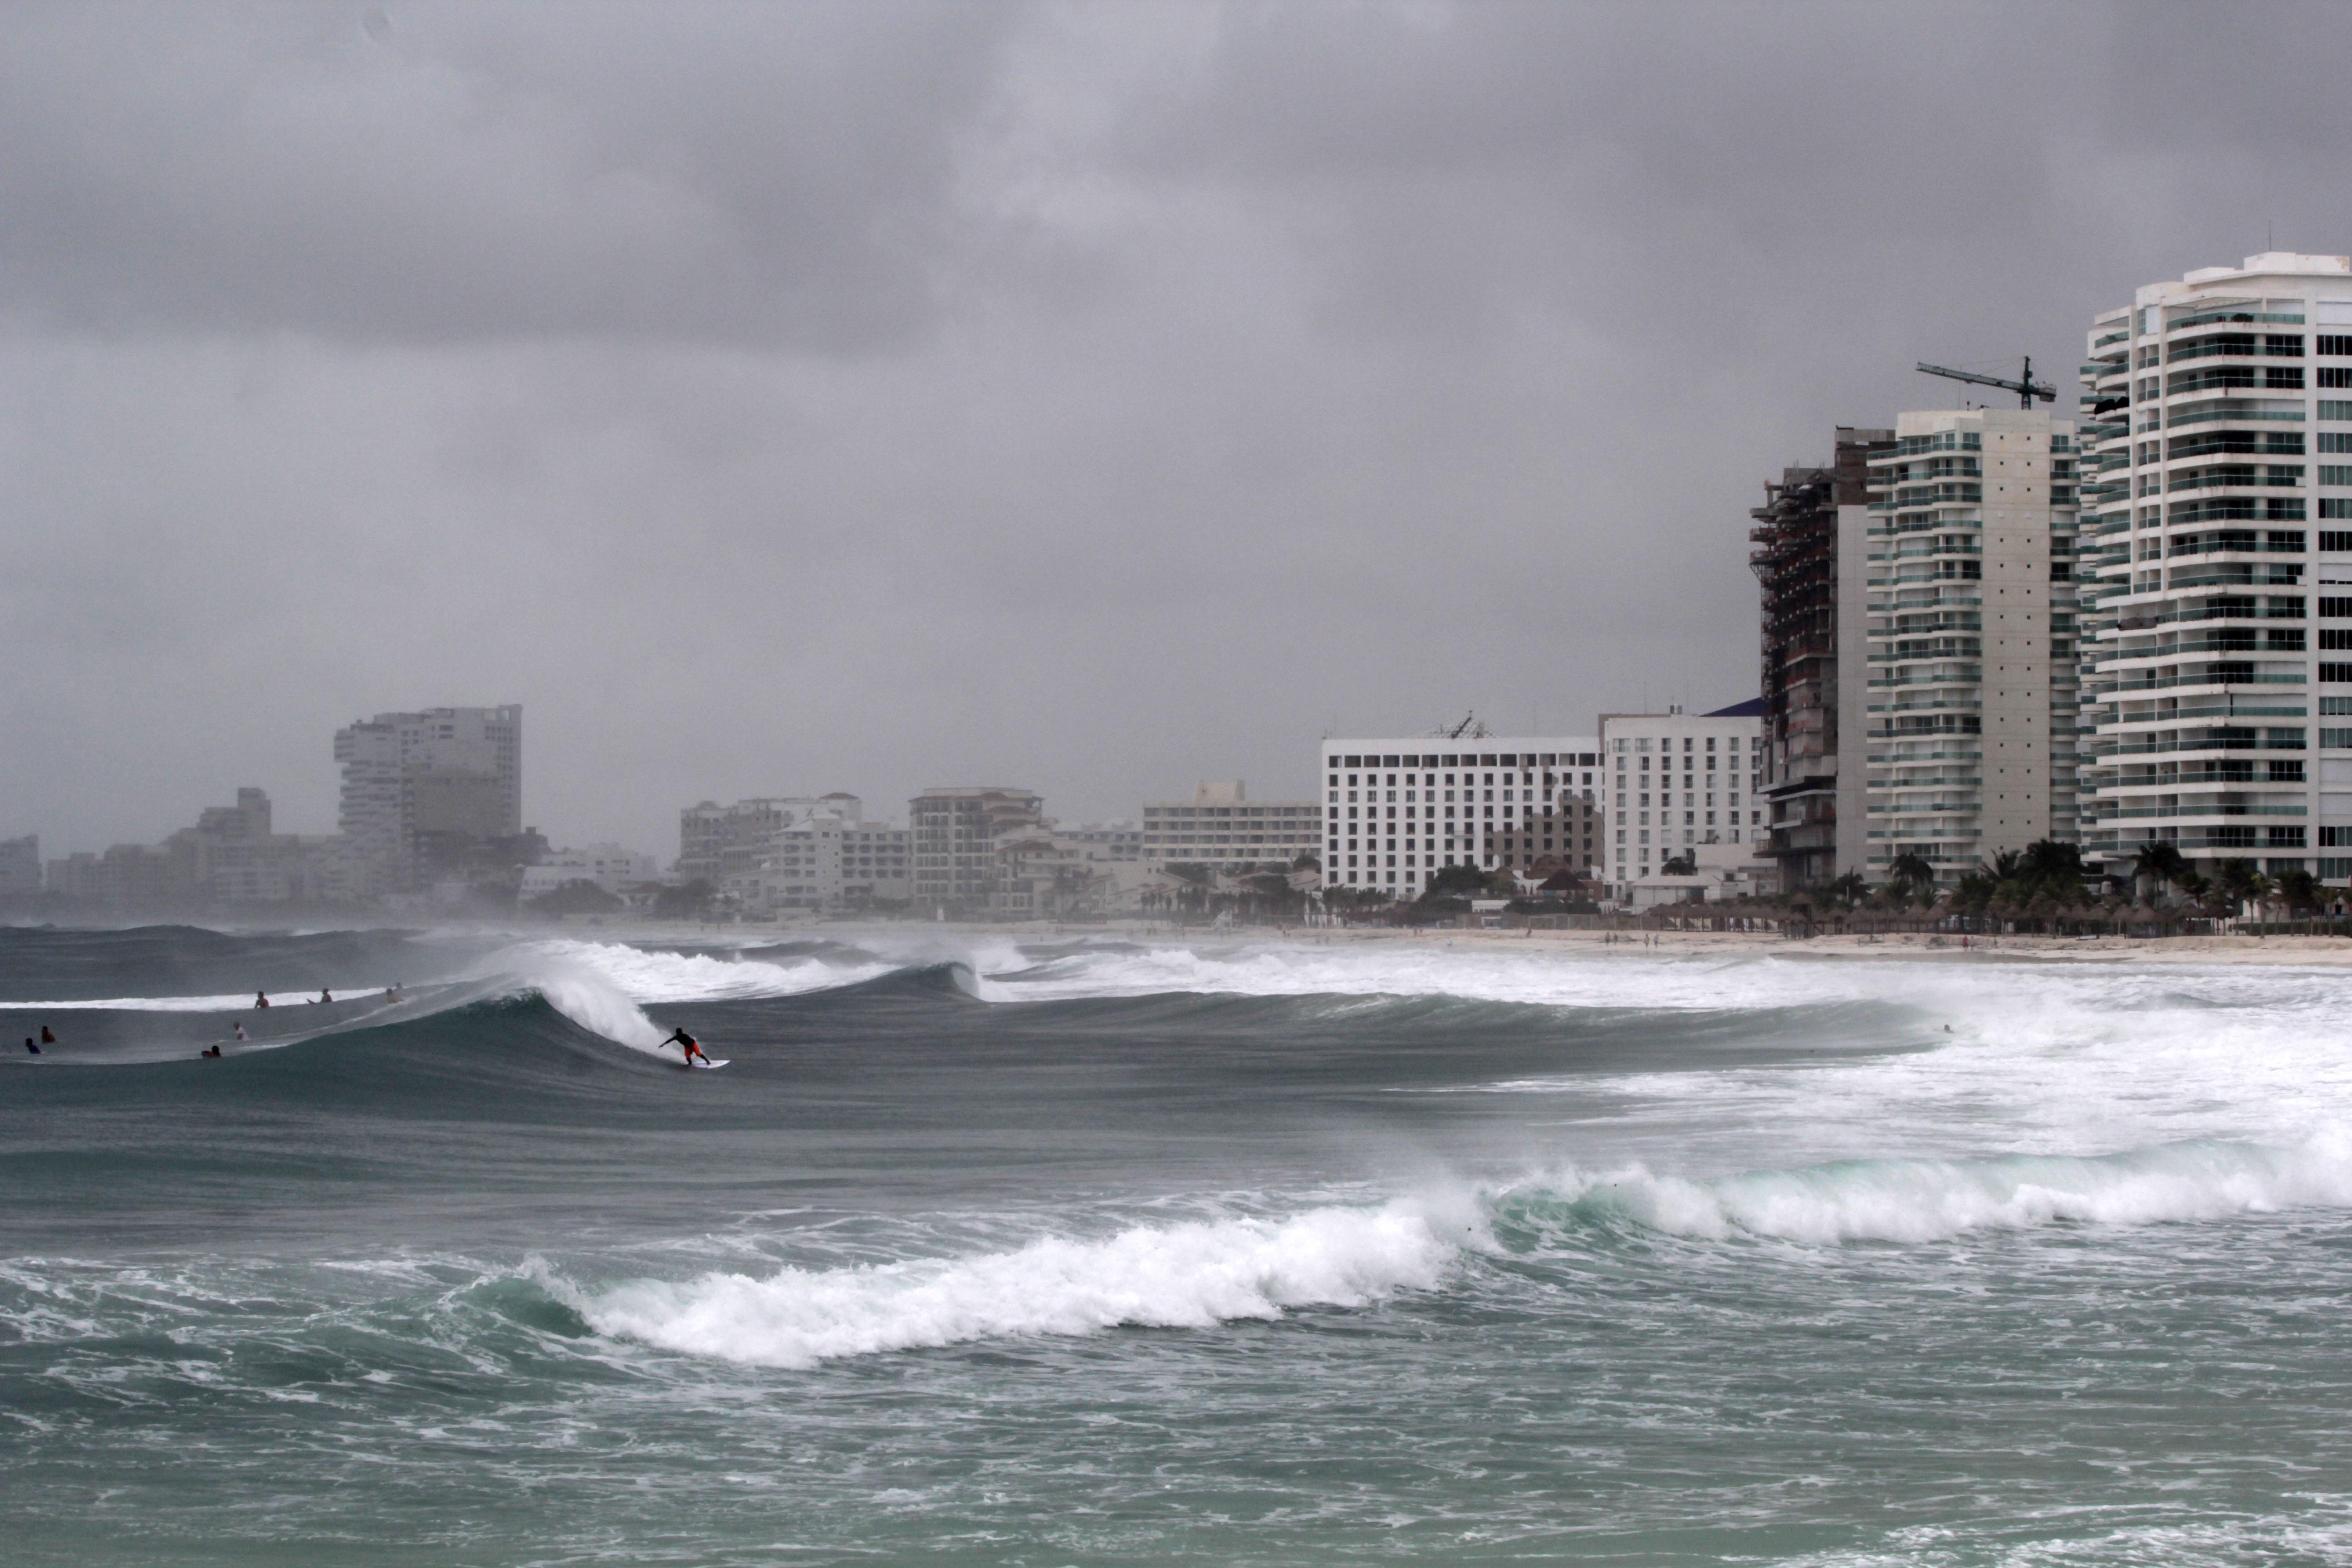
(910, 787, 1048, 915)
(2078, 252, 2352, 886)
(1864, 407, 2080, 883)
(1061, 823, 1142, 862)
(676, 795, 851, 887)
(756, 802, 912, 913)
(0, 834, 39, 897)
(519, 843, 660, 902)
(334, 705, 522, 892)
(1318, 733, 1600, 897)
(1751, 428, 1885, 890)
(1140, 783, 1320, 870)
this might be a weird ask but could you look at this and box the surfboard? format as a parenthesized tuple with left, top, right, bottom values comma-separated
(685, 1057, 729, 1070)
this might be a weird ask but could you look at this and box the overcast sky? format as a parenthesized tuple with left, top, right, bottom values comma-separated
(7, 0, 2352, 858)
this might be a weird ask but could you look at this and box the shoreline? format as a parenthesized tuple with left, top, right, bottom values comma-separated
(564, 914, 2352, 969)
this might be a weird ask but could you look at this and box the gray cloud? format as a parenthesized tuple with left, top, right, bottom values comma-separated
(5, 1, 2350, 860)
(0, 1, 1014, 346)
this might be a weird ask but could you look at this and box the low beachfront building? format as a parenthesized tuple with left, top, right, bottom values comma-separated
(1141, 783, 1321, 871)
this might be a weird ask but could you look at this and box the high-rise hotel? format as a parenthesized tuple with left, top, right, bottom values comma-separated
(2077, 253, 2352, 885)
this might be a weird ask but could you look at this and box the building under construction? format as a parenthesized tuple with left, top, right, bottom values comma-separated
(1749, 428, 1887, 890)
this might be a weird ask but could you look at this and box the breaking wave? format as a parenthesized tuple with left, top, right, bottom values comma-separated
(1507, 1131, 2352, 1245)
(573, 1196, 1475, 1368)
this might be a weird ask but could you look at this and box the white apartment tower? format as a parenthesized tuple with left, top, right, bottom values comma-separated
(1599, 706, 1769, 890)
(2078, 253, 2352, 885)
(1318, 735, 1601, 896)
(1863, 409, 2081, 882)
(334, 705, 522, 891)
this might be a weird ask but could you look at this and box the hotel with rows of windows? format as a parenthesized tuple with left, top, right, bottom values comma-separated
(2077, 253, 2352, 885)
(1318, 736, 1601, 896)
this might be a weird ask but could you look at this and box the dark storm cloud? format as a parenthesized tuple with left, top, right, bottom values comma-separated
(5, 1, 2351, 858)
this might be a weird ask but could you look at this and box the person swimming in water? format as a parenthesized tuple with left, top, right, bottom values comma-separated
(232, 1021, 247, 1041)
(23, 1037, 37, 1056)
(40, 1026, 55, 1045)
(661, 1027, 710, 1067)
(255, 991, 270, 1009)
(201, 1045, 222, 1058)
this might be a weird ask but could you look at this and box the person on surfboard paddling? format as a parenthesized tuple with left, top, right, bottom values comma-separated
(661, 1027, 710, 1068)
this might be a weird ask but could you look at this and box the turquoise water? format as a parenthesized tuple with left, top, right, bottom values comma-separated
(5, 925, 2352, 1564)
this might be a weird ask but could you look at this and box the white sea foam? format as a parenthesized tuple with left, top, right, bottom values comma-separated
(502, 938, 896, 1004)
(1532, 1131, 2352, 1245)
(576, 1197, 1471, 1368)
(0, 992, 314, 1012)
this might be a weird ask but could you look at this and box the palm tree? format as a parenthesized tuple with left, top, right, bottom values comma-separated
(1888, 852, 1937, 905)
(2132, 840, 2189, 901)
(2277, 867, 2320, 914)
(1824, 871, 1868, 909)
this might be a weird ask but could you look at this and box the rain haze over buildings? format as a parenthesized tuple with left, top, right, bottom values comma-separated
(5, 2, 2351, 867)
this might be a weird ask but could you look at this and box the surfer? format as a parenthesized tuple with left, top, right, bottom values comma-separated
(661, 1027, 710, 1068)
(23, 1037, 37, 1056)
(233, 1021, 248, 1041)
(317, 988, 333, 1004)
(255, 990, 270, 1008)
(40, 1026, 55, 1045)
(200, 1045, 222, 1058)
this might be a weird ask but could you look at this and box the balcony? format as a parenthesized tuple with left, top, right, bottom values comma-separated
(2101, 672, 2307, 694)
(2100, 805, 2307, 819)
(2114, 598, 2303, 631)
(2166, 466, 2303, 492)
(2107, 767, 2305, 787)
(2122, 703, 2308, 723)
(2167, 399, 2308, 428)
(2168, 308, 2304, 330)
(2167, 332, 2304, 364)
(2165, 531, 2307, 555)
(2168, 564, 2304, 588)
(2167, 431, 2306, 460)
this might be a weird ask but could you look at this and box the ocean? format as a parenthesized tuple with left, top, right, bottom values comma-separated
(5, 922, 2352, 1566)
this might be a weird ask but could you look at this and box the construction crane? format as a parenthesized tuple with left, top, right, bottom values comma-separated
(1915, 357, 2056, 410)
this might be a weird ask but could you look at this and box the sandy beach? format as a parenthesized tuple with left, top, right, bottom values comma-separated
(568, 913, 2352, 968)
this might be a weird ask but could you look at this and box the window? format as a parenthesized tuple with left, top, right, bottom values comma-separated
(2326, 502, 2352, 520)
(2323, 466, 2352, 486)
(2324, 531, 2352, 549)
(2325, 664, 2352, 682)
(2324, 368, 2352, 389)
(2321, 335, 2352, 355)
